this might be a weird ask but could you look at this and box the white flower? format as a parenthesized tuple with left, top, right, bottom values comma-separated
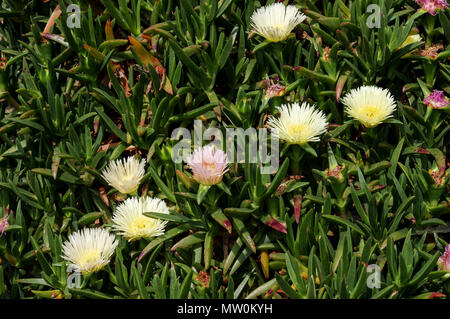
(62, 228, 118, 274)
(112, 196, 169, 241)
(250, 3, 306, 42)
(267, 102, 328, 145)
(186, 145, 229, 186)
(101, 156, 146, 194)
(341, 86, 397, 128)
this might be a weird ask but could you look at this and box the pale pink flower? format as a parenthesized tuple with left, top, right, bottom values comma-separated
(438, 244, 450, 272)
(187, 145, 229, 186)
(424, 90, 449, 109)
(415, 0, 449, 16)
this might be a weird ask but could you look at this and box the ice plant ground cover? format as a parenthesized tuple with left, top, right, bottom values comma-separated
(0, 0, 448, 300)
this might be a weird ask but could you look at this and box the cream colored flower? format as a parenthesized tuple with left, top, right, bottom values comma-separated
(101, 156, 146, 194)
(250, 3, 306, 42)
(62, 228, 118, 274)
(267, 102, 328, 145)
(112, 196, 169, 241)
(341, 86, 397, 128)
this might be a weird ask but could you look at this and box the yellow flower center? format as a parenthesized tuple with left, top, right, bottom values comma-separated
(288, 123, 307, 136)
(202, 162, 216, 173)
(122, 174, 133, 181)
(266, 25, 289, 42)
(130, 216, 154, 233)
(360, 105, 379, 118)
(357, 105, 383, 127)
(79, 250, 100, 267)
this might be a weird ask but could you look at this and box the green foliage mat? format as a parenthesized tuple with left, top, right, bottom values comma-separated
(0, 0, 448, 299)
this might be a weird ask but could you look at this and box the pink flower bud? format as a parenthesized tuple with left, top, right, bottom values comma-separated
(415, 0, 449, 16)
(0, 216, 9, 236)
(424, 90, 449, 109)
